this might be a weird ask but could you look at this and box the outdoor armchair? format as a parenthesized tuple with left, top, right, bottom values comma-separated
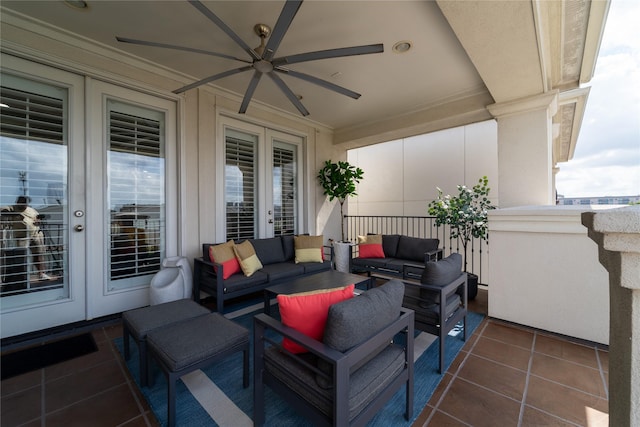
(253, 279, 415, 426)
(402, 253, 468, 374)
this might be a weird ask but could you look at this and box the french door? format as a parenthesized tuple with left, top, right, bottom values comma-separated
(0, 55, 177, 337)
(217, 116, 304, 240)
(86, 81, 177, 319)
(0, 55, 86, 337)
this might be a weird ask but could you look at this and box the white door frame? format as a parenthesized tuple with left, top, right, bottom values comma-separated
(0, 54, 86, 338)
(216, 115, 305, 240)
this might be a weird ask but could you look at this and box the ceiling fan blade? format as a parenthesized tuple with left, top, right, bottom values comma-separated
(262, 0, 303, 61)
(173, 65, 253, 94)
(188, 0, 261, 61)
(239, 71, 263, 114)
(272, 43, 384, 66)
(274, 68, 361, 99)
(267, 72, 310, 116)
(115, 37, 251, 64)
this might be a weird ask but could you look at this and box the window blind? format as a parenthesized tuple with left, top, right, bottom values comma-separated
(108, 109, 163, 280)
(225, 135, 256, 241)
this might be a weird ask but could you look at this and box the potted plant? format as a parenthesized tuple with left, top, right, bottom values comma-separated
(317, 160, 364, 272)
(427, 176, 496, 299)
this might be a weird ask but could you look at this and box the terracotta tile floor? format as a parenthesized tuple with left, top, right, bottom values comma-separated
(1, 289, 609, 427)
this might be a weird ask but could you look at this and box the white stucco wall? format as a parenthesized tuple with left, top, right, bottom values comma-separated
(347, 119, 499, 216)
(489, 205, 611, 344)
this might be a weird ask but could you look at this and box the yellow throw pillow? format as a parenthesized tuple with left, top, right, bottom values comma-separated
(233, 240, 263, 277)
(294, 235, 324, 263)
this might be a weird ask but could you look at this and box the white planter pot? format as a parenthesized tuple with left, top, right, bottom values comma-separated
(333, 241, 353, 273)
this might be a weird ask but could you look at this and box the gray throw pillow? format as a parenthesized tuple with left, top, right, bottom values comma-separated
(316, 279, 405, 388)
(419, 253, 463, 305)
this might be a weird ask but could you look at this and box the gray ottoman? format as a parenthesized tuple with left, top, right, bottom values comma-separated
(146, 313, 250, 427)
(122, 299, 210, 386)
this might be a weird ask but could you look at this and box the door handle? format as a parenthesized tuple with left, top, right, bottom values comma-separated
(74, 225, 84, 232)
(268, 219, 273, 224)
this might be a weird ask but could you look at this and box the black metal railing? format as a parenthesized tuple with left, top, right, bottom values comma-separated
(344, 215, 488, 285)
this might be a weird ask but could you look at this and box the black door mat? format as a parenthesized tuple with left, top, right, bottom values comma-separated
(1, 333, 98, 380)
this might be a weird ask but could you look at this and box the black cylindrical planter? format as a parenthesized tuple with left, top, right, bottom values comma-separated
(466, 272, 478, 300)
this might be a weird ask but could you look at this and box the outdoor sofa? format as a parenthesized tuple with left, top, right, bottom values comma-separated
(193, 235, 333, 313)
(350, 234, 442, 280)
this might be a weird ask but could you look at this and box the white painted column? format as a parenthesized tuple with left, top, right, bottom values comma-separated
(487, 92, 558, 208)
(582, 205, 640, 427)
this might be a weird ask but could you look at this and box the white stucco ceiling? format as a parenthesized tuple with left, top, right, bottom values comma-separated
(1, 0, 488, 131)
(0, 0, 607, 160)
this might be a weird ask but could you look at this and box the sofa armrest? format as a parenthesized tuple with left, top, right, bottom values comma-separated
(425, 248, 443, 263)
(323, 245, 335, 269)
(193, 256, 225, 303)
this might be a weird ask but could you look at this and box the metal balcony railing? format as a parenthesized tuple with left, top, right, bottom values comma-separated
(344, 215, 488, 285)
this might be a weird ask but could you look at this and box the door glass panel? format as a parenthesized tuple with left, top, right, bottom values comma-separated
(225, 128, 257, 240)
(107, 100, 164, 290)
(0, 76, 68, 306)
(272, 142, 297, 236)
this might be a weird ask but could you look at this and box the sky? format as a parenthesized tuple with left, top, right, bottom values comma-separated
(555, 0, 640, 198)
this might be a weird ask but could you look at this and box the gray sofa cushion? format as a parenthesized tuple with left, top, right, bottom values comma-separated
(382, 234, 401, 258)
(250, 237, 286, 265)
(395, 236, 439, 262)
(260, 262, 305, 282)
(281, 235, 295, 261)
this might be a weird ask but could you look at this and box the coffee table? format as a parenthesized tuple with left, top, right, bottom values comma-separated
(263, 270, 375, 315)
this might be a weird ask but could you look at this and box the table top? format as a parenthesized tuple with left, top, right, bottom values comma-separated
(265, 270, 371, 297)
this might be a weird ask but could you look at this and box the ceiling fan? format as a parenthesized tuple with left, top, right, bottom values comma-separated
(116, 0, 384, 117)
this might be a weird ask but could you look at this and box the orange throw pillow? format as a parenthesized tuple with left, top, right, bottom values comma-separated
(209, 241, 241, 279)
(357, 234, 385, 258)
(277, 284, 355, 353)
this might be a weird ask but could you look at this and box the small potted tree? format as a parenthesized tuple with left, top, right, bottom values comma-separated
(427, 176, 496, 299)
(317, 160, 364, 272)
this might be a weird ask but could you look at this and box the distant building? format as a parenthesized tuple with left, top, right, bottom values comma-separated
(557, 195, 640, 205)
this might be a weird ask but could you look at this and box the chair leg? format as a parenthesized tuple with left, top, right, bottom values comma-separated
(167, 372, 176, 427)
(439, 329, 446, 374)
(139, 340, 148, 386)
(253, 324, 265, 426)
(122, 325, 130, 360)
(243, 346, 249, 388)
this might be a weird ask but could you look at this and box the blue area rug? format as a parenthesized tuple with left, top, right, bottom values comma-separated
(115, 304, 484, 427)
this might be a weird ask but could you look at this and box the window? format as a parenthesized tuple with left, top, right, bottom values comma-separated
(225, 129, 257, 241)
(0, 78, 68, 296)
(107, 101, 165, 282)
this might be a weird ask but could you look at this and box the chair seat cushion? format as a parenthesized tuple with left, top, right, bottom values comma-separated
(264, 343, 405, 422)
